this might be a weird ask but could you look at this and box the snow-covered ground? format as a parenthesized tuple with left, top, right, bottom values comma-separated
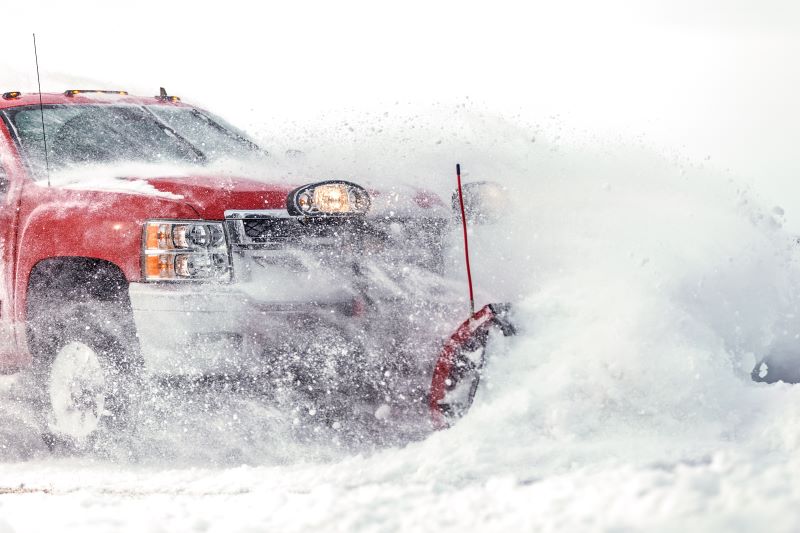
(0, 106, 798, 532)
(4, 1, 800, 531)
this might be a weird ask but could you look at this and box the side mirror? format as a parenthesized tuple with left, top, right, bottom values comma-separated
(452, 181, 507, 224)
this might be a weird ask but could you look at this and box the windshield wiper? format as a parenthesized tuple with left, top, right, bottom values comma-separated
(141, 106, 208, 163)
(191, 109, 266, 155)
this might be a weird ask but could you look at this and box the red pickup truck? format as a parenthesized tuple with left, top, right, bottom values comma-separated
(0, 89, 510, 448)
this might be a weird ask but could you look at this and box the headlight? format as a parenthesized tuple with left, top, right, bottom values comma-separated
(452, 181, 507, 224)
(287, 181, 371, 216)
(143, 220, 230, 281)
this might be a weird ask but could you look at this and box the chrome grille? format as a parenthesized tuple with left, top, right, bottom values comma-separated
(224, 210, 448, 273)
(242, 218, 298, 244)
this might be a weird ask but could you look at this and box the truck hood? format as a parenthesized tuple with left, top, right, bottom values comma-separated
(141, 175, 298, 219)
(56, 172, 447, 219)
(142, 175, 447, 219)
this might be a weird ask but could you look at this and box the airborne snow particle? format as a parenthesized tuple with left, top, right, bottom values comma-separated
(374, 404, 391, 420)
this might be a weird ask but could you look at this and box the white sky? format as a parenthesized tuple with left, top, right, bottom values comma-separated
(2, 0, 800, 204)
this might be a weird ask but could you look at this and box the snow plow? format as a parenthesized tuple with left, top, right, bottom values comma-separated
(0, 89, 513, 447)
(428, 165, 517, 429)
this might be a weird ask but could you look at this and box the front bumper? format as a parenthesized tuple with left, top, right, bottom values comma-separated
(129, 210, 463, 394)
(129, 282, 359, 377)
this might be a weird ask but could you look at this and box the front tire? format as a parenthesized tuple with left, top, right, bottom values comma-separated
(46, 340, 112, 445)
(34, 300, 141, 450)
(26, 260, 142, 450)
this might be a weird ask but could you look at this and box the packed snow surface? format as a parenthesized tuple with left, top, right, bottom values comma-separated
(2, 106, 800, 533)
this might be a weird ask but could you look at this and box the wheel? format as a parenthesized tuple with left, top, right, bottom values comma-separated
(26, 260, 142, 450)
(35, 300, 141, 450)
(46, 340, 112, 445)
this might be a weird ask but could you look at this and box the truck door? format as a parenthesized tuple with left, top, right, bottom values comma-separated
(0, 126, 21, 371)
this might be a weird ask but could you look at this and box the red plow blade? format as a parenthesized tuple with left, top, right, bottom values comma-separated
(429, 303, 516, 429)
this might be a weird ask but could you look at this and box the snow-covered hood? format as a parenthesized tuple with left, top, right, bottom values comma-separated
(51, 166, 449, 220)
(141, 175, 297, 219)
(145, 175, 448, 219)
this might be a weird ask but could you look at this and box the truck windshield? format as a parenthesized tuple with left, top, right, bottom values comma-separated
(3, 104, 264, 179)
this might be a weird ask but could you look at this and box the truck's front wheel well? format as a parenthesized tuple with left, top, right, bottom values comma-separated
(27, 257, 130, 306)
(25, 258, 142, 446)
(26, 257, 137, 362)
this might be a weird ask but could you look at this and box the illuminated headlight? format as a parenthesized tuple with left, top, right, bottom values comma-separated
(287, 181, 371, 216)
(452, 181, 507, 224)
(143, 221, 230, 281)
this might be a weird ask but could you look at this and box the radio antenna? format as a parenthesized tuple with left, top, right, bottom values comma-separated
(33, 33, 50, 187)
(455, 163, 475, 315)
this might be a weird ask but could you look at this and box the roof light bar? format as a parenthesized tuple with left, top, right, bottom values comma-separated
(2, 91, 21, 100)
(156, 87, 181, 102)
(64, 89, 129, 97)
